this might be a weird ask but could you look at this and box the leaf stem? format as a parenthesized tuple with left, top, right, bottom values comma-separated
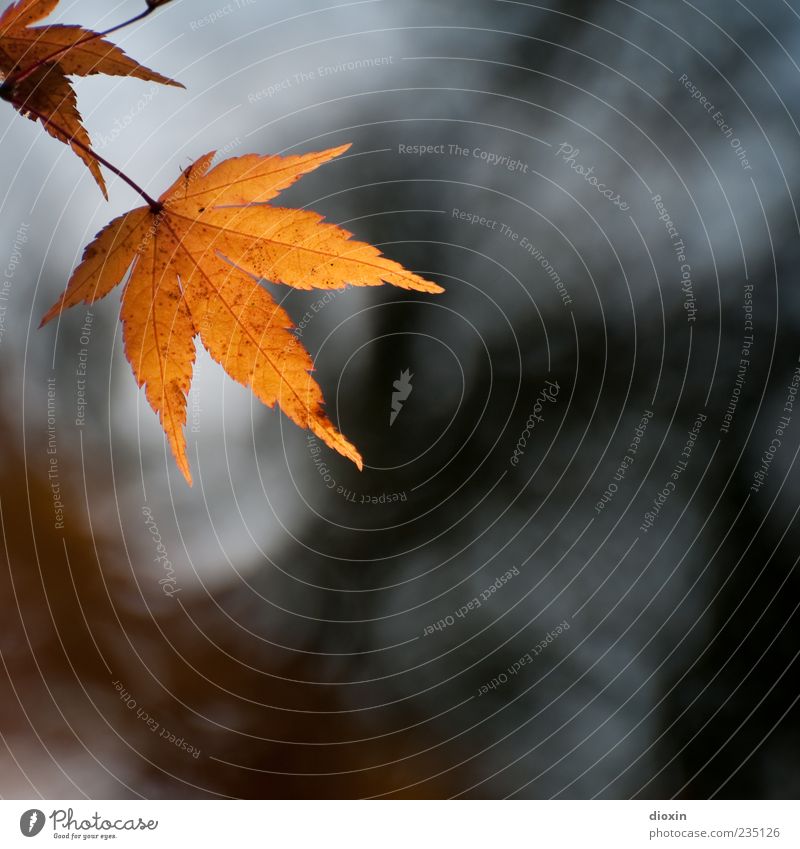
(16, 100, 163, 212)
(9, 6, 156, 86)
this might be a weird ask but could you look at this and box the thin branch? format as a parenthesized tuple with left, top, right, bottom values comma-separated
(9, 6, 156, 86)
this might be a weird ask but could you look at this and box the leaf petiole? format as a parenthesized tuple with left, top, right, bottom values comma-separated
(15, 99, 163, 212)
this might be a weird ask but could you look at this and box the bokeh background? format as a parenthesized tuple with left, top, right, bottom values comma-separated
(1, 0, 799, 798)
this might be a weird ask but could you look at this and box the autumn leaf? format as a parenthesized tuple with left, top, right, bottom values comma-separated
(8, 62, 108, 190)
(0, 0, 182, 196)
(41, 144, 443, 484)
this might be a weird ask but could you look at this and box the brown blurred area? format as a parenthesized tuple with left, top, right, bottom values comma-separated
(0, 418, 464, 798)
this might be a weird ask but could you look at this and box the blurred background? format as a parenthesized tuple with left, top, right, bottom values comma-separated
(1, 0, 799, 798)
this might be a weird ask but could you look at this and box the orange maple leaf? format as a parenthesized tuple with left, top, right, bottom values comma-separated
(41, 144, 443, 484)
(0, 0, 182, 197)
